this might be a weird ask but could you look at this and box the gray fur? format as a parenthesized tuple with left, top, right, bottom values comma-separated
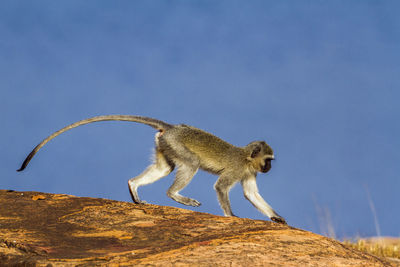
(18, 115, 286, 224)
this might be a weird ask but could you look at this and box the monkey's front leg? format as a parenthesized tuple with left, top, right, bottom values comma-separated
(241, 176, 287, 224)
(214, 175, 237, 217)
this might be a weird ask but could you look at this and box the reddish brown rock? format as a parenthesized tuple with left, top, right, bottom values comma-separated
(0, 190, 392, 266)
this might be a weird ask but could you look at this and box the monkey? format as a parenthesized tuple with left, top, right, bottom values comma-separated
(17, 115, 286, 224)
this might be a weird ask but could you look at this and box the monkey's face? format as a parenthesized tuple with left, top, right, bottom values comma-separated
(247, 141, 274, 173)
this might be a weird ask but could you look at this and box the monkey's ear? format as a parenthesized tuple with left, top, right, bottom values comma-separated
(251, 145, 261, 158)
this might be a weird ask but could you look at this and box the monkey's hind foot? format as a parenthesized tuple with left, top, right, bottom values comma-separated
(178, 197, 201, 207)
(169, 194, 201, 207)
(129, 189, 148, 205)
(131, 196, 148, 205)
(271, 216, 287, 225)
(185, 198, 201, 207)
(135, 200, 148, 205)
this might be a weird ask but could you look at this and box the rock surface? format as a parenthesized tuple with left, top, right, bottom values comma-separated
(0, 190, 392, 266)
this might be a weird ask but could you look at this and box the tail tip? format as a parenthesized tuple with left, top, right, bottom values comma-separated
(17, 166, 25, 172)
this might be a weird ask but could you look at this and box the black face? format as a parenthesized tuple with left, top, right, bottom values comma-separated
(261, 158, 272, 173)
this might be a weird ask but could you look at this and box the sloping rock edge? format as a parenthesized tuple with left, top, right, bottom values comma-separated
(0, 190, 393, 266)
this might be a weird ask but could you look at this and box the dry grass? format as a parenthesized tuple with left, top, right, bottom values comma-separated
(343, 237, 400, 260)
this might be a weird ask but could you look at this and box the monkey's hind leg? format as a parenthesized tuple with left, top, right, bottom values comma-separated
(167, 163, 201, 207)
(128, 150, 173, 204)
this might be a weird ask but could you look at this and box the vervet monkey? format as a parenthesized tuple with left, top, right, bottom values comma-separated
(17, 115, 286, 224)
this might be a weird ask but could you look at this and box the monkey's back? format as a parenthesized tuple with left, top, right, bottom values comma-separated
(172, 125, 245, 174)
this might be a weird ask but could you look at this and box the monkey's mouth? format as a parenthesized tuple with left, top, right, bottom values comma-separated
(261, 160, 271, 173)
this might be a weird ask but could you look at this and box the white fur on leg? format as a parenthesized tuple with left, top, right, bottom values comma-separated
(241, 176, 279, 219)
(128, 150, 172, 203)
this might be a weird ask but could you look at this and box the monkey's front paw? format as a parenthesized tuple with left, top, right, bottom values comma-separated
(271, 216, 287, 225)
(136, 200, 148, 205)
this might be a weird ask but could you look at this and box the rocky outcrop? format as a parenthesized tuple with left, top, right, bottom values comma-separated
(0, 190, 392, 266)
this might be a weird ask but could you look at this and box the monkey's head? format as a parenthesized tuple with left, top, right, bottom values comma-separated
(246, 141, 274, 173)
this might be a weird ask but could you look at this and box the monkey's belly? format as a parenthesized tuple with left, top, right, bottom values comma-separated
(199, 161, 225, 175)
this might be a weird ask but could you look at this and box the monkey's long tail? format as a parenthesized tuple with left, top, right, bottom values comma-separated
(17, 115, 172, 172)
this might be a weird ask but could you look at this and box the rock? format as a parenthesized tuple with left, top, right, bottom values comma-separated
(0, 190, 392, 266)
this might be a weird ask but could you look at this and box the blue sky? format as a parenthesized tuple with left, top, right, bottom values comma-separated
(1, 1, 399, 238)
